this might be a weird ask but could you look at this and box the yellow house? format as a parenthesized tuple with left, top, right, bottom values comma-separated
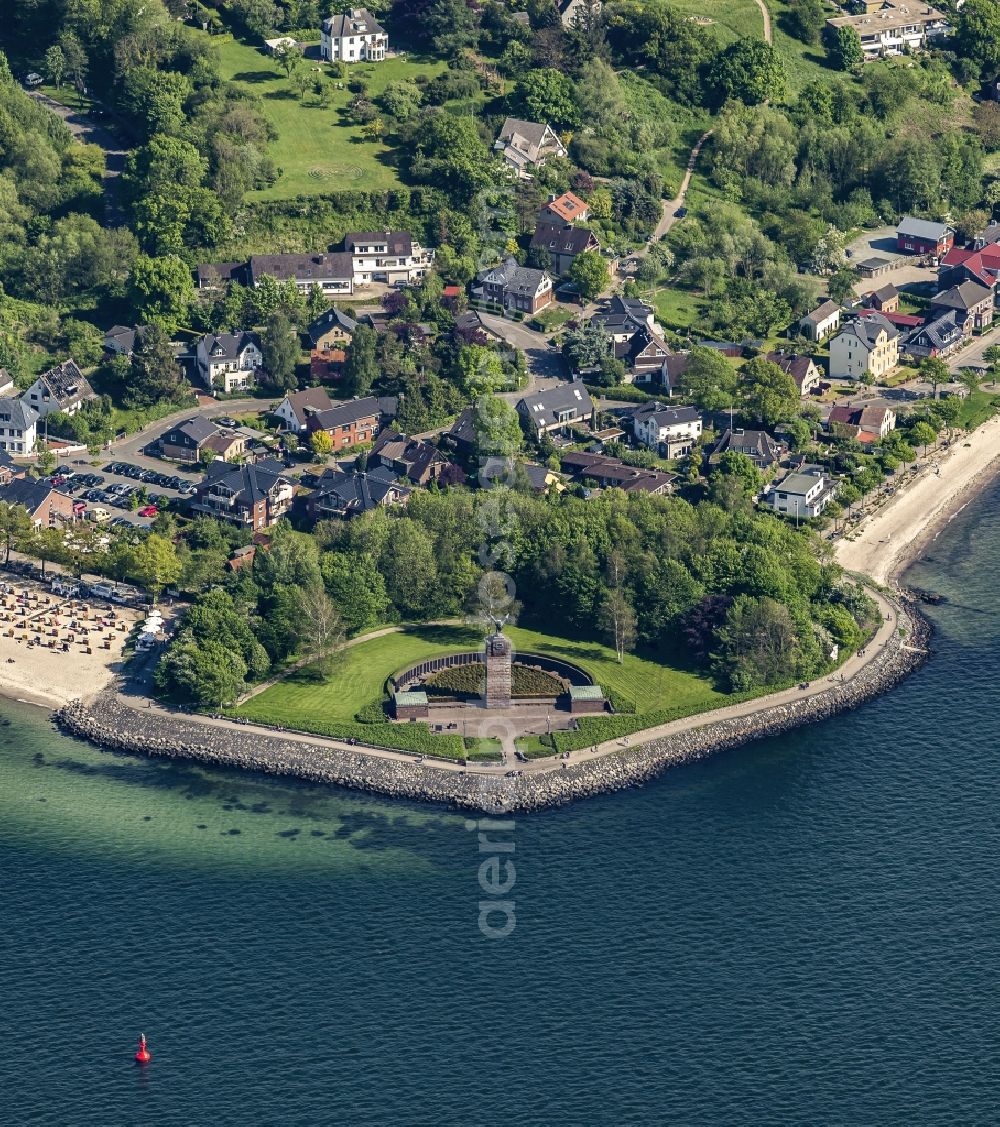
(828, 315, 900, 382)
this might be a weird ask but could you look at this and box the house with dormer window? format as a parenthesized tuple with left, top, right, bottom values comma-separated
(194, 331, 263, 393)
(321, 8, 387, 63)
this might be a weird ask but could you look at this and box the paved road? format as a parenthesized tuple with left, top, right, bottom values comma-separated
(947, 322, 1000, 373)
(477, 312, 567, 396)
(27, 91, 129, 223)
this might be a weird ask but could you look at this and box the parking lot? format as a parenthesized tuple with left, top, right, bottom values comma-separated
(52, 457, 202, 528)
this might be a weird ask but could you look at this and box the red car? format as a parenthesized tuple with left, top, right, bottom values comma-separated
(138, 505, 158, 518)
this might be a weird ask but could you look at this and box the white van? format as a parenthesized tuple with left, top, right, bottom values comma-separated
(89, 583, 114, 599)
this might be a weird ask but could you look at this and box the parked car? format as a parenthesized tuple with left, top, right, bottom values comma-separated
(138, 505, 158, 518)
(87, 507, 112, 523)
(217, 417, 238, 428)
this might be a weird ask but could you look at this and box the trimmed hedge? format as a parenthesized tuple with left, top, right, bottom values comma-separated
(220, 708, 467, 758)
(355, 698, 389, 723)
(602, 685, 636, 714)
(425, 662, 565, 698)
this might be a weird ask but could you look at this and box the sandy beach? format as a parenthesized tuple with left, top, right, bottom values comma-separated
(835, 411, 1000, 583)
(0, 581, 140, 708)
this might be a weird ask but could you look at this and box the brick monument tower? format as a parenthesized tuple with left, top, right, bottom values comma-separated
(484, 622, 513, 709)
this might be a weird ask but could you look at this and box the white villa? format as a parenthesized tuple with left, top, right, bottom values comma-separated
(825, 3, 949, 62)
(321, 8, 387, 63)
(343, 232, 435, 285)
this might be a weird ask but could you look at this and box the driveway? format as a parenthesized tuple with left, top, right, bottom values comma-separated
(27, 91, 130, 223)
(477, 312, 567, 394)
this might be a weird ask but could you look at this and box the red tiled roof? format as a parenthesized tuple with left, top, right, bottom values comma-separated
(545, 191, 588, 223)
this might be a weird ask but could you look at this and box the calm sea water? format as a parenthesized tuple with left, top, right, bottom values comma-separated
(2, 489, 1000, 1126)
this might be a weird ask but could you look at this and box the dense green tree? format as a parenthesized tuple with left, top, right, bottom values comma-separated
(514, 68, 579, 128)
(261, 309, 299, 390)
(343, 323, 379, 397)
(681, 345, 739, 412)
(739, 357, 800, 427)
(127, 324, 188, 408)
(826, 25, 864, 72)
(128, 254, 193, 329)
(569, 250, 610, 300)
(713, 596, 803, 691)
(709, 40, 786, 106)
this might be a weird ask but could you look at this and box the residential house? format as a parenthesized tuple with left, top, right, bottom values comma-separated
(202, 430, 249, 463)
(903, 310, 964, 360)
(631, 403, 703, 458)
(592, 296, 656, 344)
(540, 191, 590, 224)
(441, 407, 478, 459)
(478, 257, 554, 315)
(370, 429, 455, 486)
(863, 284, 900, 313)
(766, 351, 823, 396)
(453, 311, 502, 346)
(616, 325, 674, 385)
(102, 324, 147, 358)
(0, 370, 13, 397)
(480, 457, 559, 494)
(196, 262, 247, 290)
(23, 360, 95, 420)
(560, 451, 673, 495)
(0, 398, 37, 455)
(896, 215, 954, 257)
(320, 8, 387, 62)
(828, 316, 900, 381)
(0, 477, 75, 527)
(799, 300, 842, 343)
(343, 231, 434, 285)
(160, 416, 224, 463)
(306, 395, 389, 452)
(274, 387, 336, 433)
(928, 281, 995, 334)
(828, 404, 897, 445)
(191, 457, 294, 529)
(516, 383, 594, 436)
(194, 331, 263, 393)
(938, 240, 1000, 290)
(307, 307, 357, 350)
(766, 466, 835, 519)
(306, 465, 406, 520)
(494, 118, 567, 179)
(709, 428, 787, 470)
(825, 4, 950, 64)
(530, 220, 600, 276)
(248, 252, 354, 296)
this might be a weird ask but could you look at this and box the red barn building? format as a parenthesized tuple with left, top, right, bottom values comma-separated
(896, 217, 954, 257)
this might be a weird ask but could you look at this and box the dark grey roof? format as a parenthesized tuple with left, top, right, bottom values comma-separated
(307, 307, 358, 346)
(930, 281, 994, 312)
(479, 256, 549, 298)
(310, 465, 399, 514)
(516, 382, 593, 428)
(530, 221, 597, 255)
(344, 231, 413, 256)
(249, 252, 353, 286)
(322, 8, 385, 37)
(841, 314, 899, 346)
(711, 428, 784, 466)
(444, 406, 477, 450)
(0, 397, 38, 432)
(634, 403, 701, 427)
(36, 360, 93, 406)
(908, 311, 963, 349)
(481, 457, 550, 492)
(170, 416, 219, 445)
(201, 457, 289, 506)
(0, 477, 55, 513)
(310, 395, 385, 431)
(196, 331, 261, 366)
(871, 284, 898, 303)
(497, 117, 553, 158)
(196, 262, 246, 287)
(103, 324, 142, 352)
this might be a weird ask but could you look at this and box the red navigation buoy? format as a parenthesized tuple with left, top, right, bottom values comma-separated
(134, 1033, 151, 1065)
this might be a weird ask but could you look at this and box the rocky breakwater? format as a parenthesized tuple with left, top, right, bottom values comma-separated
(55, 596, 929, 814)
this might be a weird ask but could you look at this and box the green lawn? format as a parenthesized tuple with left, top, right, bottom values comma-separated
(207, 34, 446, 198)
(958, 389, 1000, 431)
(231, 622, 729, 759)
(654, 287, 707, 332)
